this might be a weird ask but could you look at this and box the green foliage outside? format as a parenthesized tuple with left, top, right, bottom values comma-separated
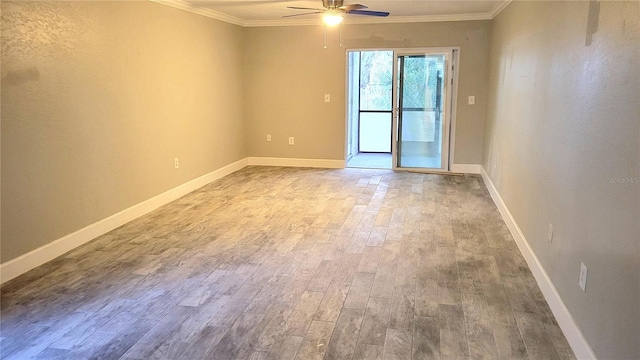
(359, 51, 444, 111)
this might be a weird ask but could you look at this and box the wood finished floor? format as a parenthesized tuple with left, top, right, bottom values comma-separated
(1, 166, 576, 360)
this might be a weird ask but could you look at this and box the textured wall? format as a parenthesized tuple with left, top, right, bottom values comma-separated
(244, 21, 490, 164)
(1, 1, 247, 262)
(483, 1, 639, 358)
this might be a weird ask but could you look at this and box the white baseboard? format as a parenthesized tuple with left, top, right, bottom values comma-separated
(450, 163, 482, 174)
(480, 167, 596, 360)
(248, 157, 345, 169)
(0, 158, 249, 285)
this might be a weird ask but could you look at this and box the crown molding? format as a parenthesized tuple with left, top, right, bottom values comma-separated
(149, 0, 244, 26)
(490, 0, 513, 18)
(151, 0, 513, 28)
(244, 12, 493, 27)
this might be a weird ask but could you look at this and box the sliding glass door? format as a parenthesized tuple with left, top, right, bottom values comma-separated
(393, 50, 452, 171)
(346, 48, 456, 171)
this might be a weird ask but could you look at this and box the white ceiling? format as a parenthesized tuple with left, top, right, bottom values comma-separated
(152, 0, 512, 27)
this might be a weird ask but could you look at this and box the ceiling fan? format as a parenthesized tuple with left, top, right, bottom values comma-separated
(284, 0, 389, 25)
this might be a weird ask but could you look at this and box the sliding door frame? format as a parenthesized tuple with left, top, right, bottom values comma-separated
(344, 47, 460, 172)
(392, 47, 458, 172)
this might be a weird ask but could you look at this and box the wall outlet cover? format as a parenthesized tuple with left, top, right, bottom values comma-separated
(579, 262, 588, 291)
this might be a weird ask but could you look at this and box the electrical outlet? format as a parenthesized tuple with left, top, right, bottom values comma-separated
(288, 137, 294, 145)
(547, 223, 553, 242)
(174, 158, 179, 170)
(324, 94, 331, 103)
(579, 262, 588, 291)
(267, 134, 272, 142)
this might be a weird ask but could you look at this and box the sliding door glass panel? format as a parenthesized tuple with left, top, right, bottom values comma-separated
(396, 54, 446, 169)
(359, 112, 392, 152)
(357, 51, 393, 153)
(359, 51, 393, 111)
(347, 51, 361, 159)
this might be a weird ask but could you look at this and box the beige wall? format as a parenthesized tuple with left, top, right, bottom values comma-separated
(1, 6, 490, 264)
(3, 1, 639, 356)
(244, 21, 490, 164)
(1, 2, 247, 262)
(483, 1, 639, 358)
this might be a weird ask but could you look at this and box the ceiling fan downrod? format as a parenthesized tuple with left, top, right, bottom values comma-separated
(322, 0, 344, 9)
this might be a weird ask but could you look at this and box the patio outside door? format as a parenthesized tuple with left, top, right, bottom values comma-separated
(393, 50, 453, 171)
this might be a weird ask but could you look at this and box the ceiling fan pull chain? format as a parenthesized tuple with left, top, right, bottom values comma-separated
(339, 24, 343, 47)
(324, 24, 327, 49)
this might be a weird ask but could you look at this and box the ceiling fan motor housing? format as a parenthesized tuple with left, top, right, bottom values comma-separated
(323, 0, 344, 9)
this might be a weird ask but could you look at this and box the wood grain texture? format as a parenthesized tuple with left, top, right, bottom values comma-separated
(343, 272, 375, 310)
(358, 296, 391, 347)
(0, 167, 573, 360)
(412, 316, 439, 360)
(324, 308, 364, 360)
(357, 246, 383, 274)
(388, 287, 416, 331)
(253, 301, 296, 353)
(382, 329, 413, 360)
(267, 335, 303, 360)
(514, 311, 562, 360)
(314, 282, 351, 323)
(462, 293, 499, 359)
(439, 304, 469, 358)
(294, 320, 336, 360)
(286, 291, 325, 336)
(354, 343, 384, 360)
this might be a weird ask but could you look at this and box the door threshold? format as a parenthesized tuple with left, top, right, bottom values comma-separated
(393, 168, 464, 176)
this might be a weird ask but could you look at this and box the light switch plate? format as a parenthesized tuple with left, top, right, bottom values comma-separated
(324, 94, 330, 103)
(468, 96, 476, 105)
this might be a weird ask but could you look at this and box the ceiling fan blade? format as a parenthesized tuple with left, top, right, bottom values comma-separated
(347, 9, 389, 17)
(286, 6, 325, 10)
(282, 11, 324, 18)
(340, 4, 367, 11)
(196, 0, 291, 5)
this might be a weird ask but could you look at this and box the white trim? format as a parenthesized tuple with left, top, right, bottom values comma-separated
(150, 0, 508, 27)
(490, 0, 513, 18)
(480, 167, 596, 360)
(450, 164, 481, 174)
(344, 51, 351, 164)
(448, 48, 460, 171)
(244, 13, 493, 27)
(247, 157, 345, 169)
(0, 158, 249, 285)
(149, 0, 245, 26)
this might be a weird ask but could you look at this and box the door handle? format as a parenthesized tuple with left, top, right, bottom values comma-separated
(394, 108, 400, 142)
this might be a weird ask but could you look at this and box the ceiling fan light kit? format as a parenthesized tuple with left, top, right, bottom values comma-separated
(285, 0, 389, 47)
(323, 9, 344, 26)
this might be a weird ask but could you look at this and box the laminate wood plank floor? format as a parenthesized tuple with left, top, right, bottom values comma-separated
(1, 166, 575, 360)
